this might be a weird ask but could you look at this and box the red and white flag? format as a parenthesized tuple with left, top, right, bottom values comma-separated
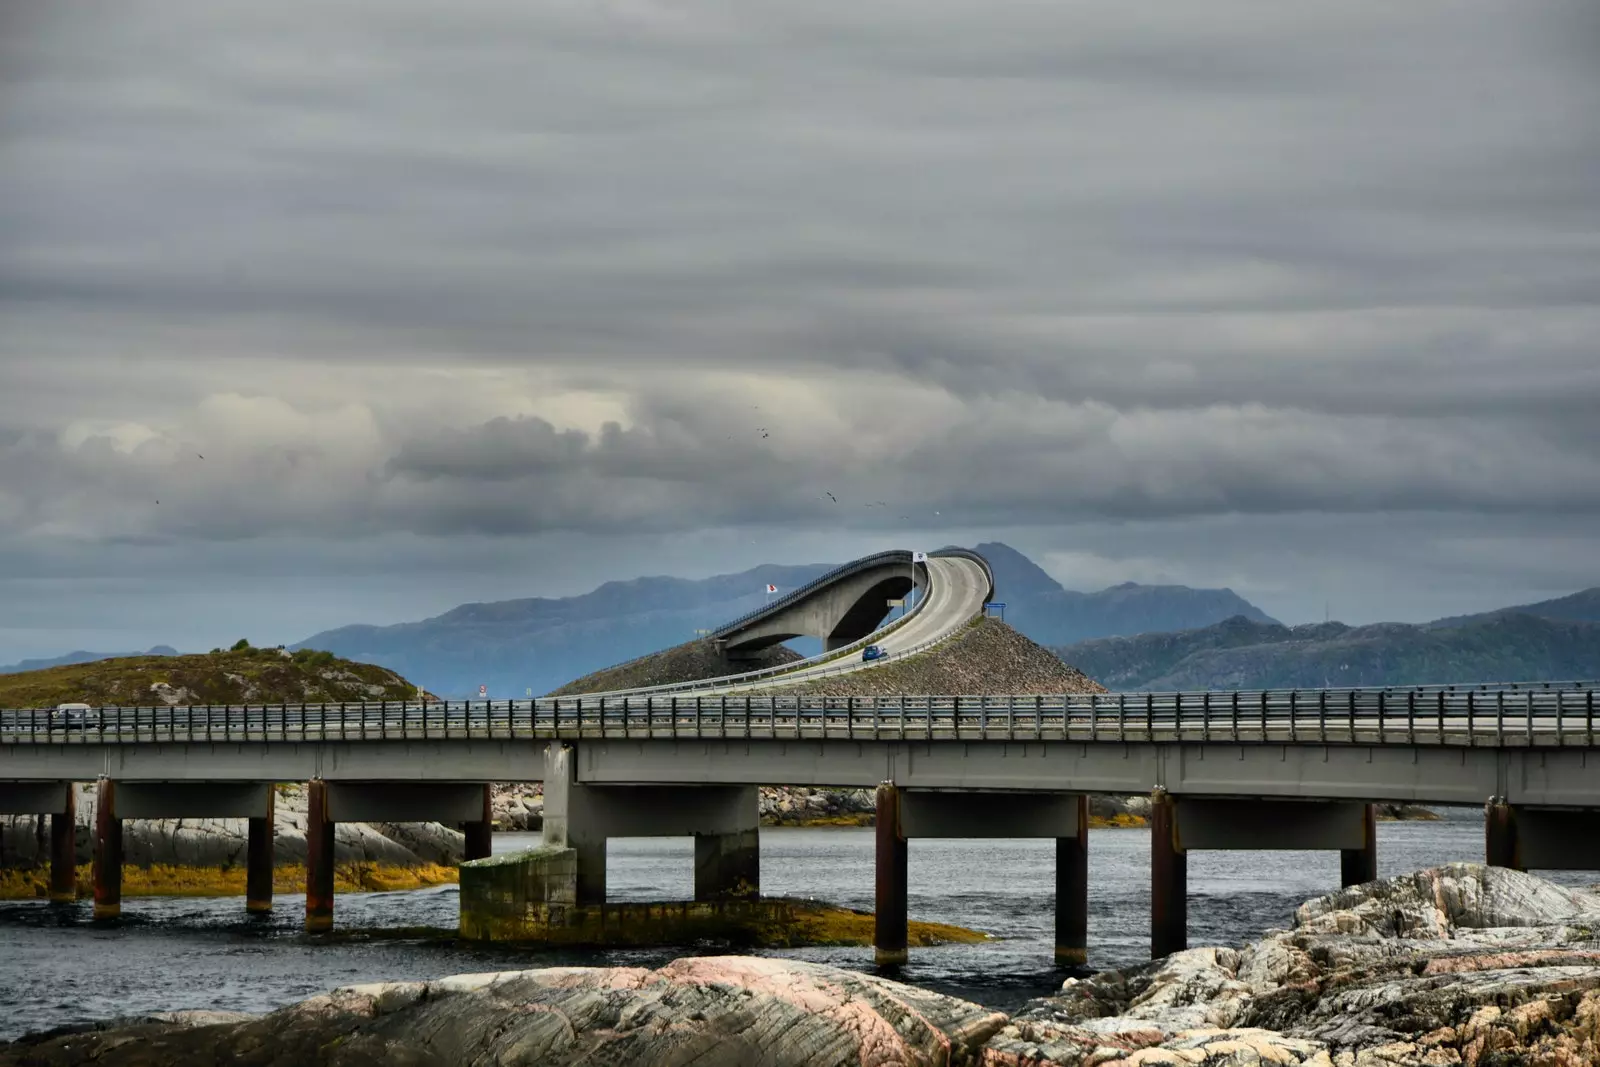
(766, 584, 778, 594)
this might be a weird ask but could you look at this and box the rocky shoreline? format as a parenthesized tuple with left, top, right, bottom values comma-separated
(7, 864, 1595, 1065)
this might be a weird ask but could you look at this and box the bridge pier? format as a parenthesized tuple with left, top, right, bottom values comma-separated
(872, 784, 1087, 967)
(93, 776, 121, 920)
(462, 785, 494, 863)
(540, 743, 761, 907)
(1150, 789, 1186, 960)
(874, 782, 908, 967)
(1151, 794, 1377, 958)
(50, 785, 77, 903)
(306, 778, 335, 933)
(1057, 795, 1089, 966)
(1484, 800, 1600, 871)
(695, 829, 760, 901)
(1485, 797, 1520, 870)
(246, 789, 275, 914)
(1340, 803, 1379, 887)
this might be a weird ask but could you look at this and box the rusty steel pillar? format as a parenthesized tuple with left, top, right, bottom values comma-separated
(1150, 788, 1186, 959)
(1485, 796, 1522, 871)
(1339, 803, 1378, 888)
(305, 779, 336, 932)
(1055, 794, 1089, 966)
(874, 782, 908, 968)
(462, 784, 493, 862)
(246, 788, 275, 913)
(50, 785, 78, 903)
(92, 777, 122, 920)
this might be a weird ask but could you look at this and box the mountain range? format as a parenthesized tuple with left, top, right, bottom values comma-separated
(0, 646, 179, 676)
(1057, 589, 1600, 691)
(291, 542, 1275, 696)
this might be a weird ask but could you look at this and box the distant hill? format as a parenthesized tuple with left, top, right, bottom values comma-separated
(1057, 613, 1600, 691)
(295, 563, 835, 698)
(0, 644, 421, 709)
(1, 645, 178, 676)
(1427, 588, 1600, 629)
(292, 543, 1277, 697)
(972, 542, 1278, 645)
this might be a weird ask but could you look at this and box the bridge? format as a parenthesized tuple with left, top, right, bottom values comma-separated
(4, 681, 1598, 963)
(587, 547, 995, 696)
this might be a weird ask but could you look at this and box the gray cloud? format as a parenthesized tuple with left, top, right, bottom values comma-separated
(1, 0, 1598, 655)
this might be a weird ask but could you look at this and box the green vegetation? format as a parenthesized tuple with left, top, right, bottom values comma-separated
(0, 648, 424, 708)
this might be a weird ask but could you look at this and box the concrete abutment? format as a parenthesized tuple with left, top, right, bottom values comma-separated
(1484, 798, 1600, 872)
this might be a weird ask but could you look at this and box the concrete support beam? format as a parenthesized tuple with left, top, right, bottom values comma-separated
(93, 777, 121, 920)
(246, 788, 275, 914)
(899, 790, 1083, 838)
(1340, 803, 1378, 887)
(1485, 797, 1520, 870)
(325, 782, 488, 823)
(305, 778, 335, 932)
(874, 782, 908, 968)
(116, 782, 271, 820)
(1150, 788, 1186, 959)
(1056, 795, 1088, 966)
(694, 829, 760, 901)
(50, 785, 76, 904)
(462, 784, 493, 863)
(541, 743, 761, 906)
(1174, 798, 1371, 851)
(0, 781, 70, 815)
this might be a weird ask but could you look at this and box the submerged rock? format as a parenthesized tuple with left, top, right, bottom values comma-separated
(1, 957, 1009, 1067)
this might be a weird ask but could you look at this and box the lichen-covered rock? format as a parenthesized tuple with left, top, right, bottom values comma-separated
(0, 957, 1010, 1066)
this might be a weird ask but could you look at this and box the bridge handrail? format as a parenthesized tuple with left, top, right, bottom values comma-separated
(7, 680, 1599, 740)
(4, 680, 1598, 748)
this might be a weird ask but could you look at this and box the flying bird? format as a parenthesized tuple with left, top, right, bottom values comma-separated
(825, 491, 837, 503)
(197, 454, 204, 460)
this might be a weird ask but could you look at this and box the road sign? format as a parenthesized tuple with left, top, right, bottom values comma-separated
(526, 688, 533, 698)
(990, 602, 1006, 609)
(912, 551, 928, 563)
(479, 685, 487, 697)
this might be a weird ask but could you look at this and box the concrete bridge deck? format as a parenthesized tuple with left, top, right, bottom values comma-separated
(4, 681, 1597, 961)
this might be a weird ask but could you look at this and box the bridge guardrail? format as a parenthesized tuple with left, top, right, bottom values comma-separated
(4, 681, 1596, 748)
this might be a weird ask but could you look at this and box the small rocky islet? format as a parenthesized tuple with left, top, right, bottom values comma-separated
(6, 864, 1597, 1066)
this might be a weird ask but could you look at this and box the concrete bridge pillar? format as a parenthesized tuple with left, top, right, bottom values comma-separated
(92, 776, 122, 920)
(1150, 788, 1186, 959)
(246, 788, 275, 914)
(305, 778, 335, 932)
(1485, 797, 1521, 870)
(540, 743, 761, 906)
(695, 829, 760, 901)
(50, 784, 77, 904)
(874, 782, 908, 968)
(1056, 794, 1089, 966)
(1340, 803, 1378, 887)
(462, 785, 494, 863)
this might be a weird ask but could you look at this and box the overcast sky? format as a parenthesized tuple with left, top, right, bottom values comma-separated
(2, 1, 1598, 660)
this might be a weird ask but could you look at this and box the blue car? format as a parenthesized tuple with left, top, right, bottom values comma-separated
(861, 645, 887, 662)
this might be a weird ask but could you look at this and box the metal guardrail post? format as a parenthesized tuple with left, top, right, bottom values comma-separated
(1318, 690, 1326, 744)
(1527, 691, 1535, 746)
(1348, 690, 1356, 743)
(1496, 690, 1504, 747)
